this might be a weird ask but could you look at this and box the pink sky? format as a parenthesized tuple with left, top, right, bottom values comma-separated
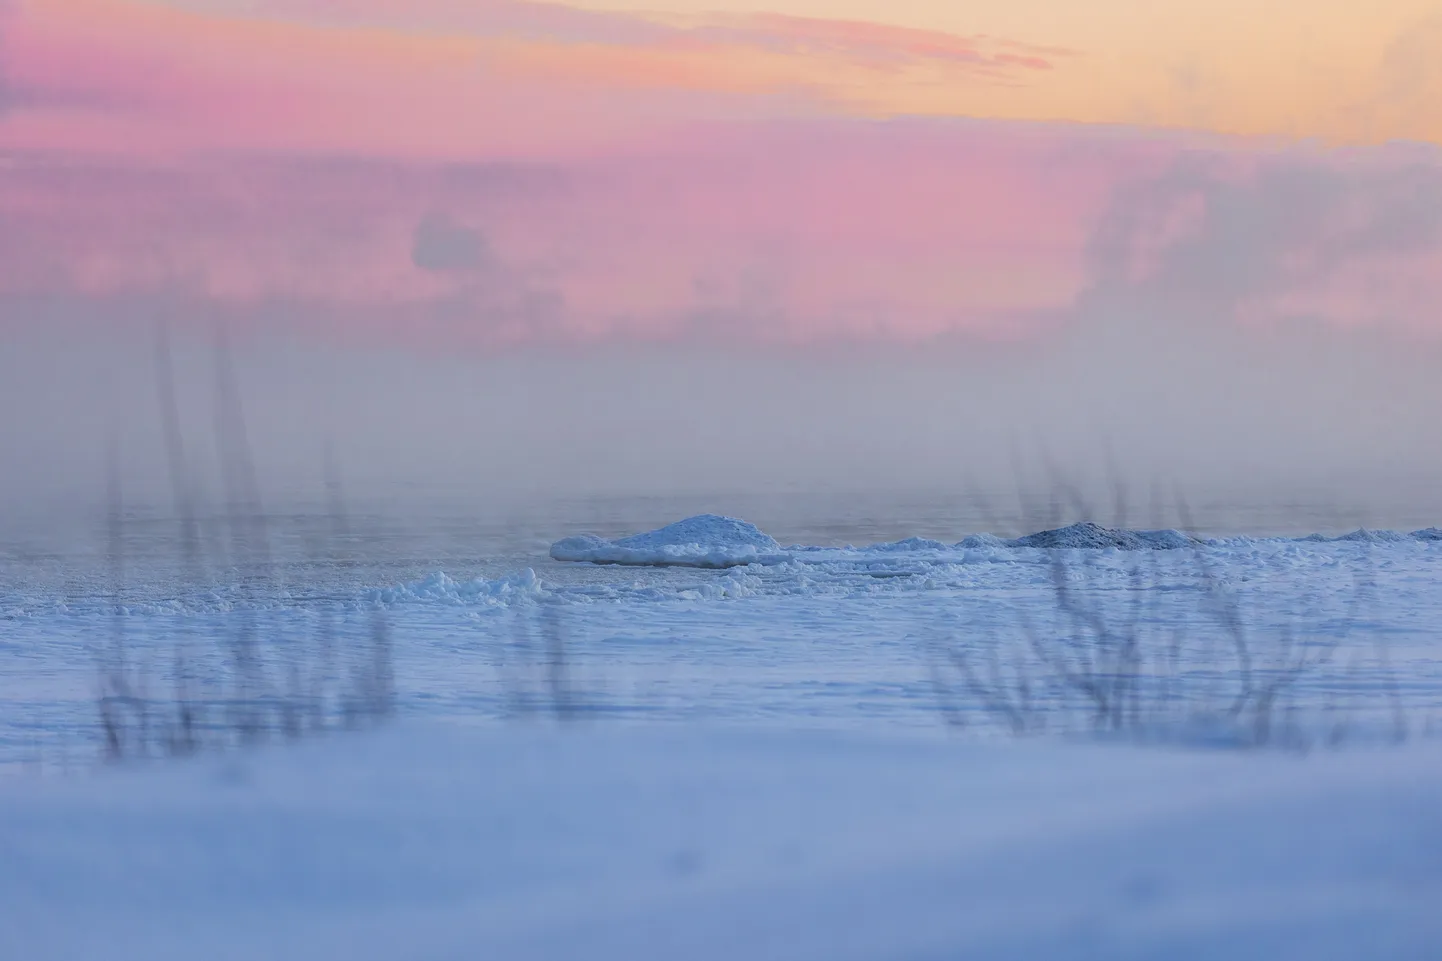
(2, 0, 1440, 346)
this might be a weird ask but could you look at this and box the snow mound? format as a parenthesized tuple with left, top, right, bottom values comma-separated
(1300, 528, 1413, 544)
(548, 534, 613, 561)
(1011, 522, 1196, 550)
(550, 514, 789, 568)
(1411, 527, 1442, 541)
(614, 514, 781, 552)
(956, 533, 1010, 549)
(867, 537, 951, 553)
(1133, 528, 1202, 550)
(1332, 528, 1411, 543)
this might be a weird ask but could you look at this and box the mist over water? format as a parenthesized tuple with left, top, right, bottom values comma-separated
(2, 312, 1441, 565)
(1, 343, 1438, 625)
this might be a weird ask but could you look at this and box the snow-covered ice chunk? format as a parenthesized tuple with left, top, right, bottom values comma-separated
(548, 534, 614, 561)
(956, 533, 1010, 549)
(867, 537, 951, 553)
(1331, 528, 1411, 543)
(1132, 528, 1202, 549)
(1012, 521, 1196, 550)
(613, 514, 781, 553)
(1299, 528, 1413, 544)
(550, 514, 789, 568)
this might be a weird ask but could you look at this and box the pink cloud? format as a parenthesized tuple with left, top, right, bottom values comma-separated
(2, 3, 1438, 350)
(0, 120, 1211, 346)
(5, 129, 1441, 349)
(1092, 146, 1442, 337)
(0, 0, 694, 160)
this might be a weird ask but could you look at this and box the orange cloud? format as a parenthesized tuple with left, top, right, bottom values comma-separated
(6, 0, 1442, 168)
(653, 12, 1069, 72)
(0, 0, 1077, 161)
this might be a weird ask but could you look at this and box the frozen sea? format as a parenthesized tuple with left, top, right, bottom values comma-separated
(4, 490, 1442, 771)
(5, 489, 1442, 960)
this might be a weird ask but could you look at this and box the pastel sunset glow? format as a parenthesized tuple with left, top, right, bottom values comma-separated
(10, 10, 1442, 953)
(2, 0, 1440, 345)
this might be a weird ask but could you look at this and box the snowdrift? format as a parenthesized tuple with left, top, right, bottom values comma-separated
(3, 725, 1438, 961)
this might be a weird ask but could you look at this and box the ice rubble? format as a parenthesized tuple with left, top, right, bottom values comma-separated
(365, 569, 543, 607)
(550, 516, 1208, 568)
(551, 515, 1442, 569)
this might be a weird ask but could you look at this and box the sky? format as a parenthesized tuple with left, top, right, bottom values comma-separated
(2, 0, 1441, 512)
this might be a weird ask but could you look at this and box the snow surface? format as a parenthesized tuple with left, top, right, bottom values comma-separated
(2, 724, 1439, 961)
